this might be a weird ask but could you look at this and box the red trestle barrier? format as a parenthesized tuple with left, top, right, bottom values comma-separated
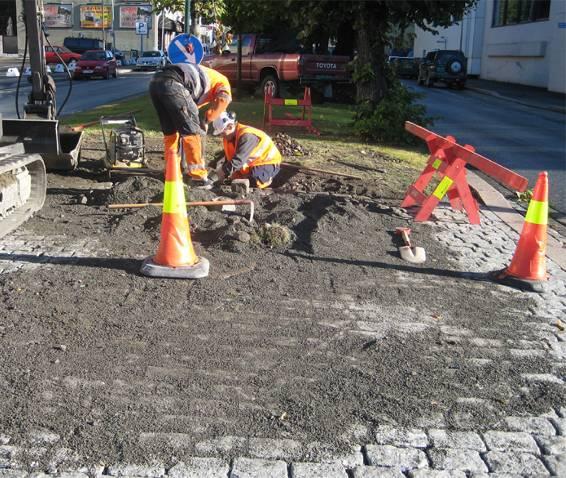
(263, 86, 319, 135)
(402, 122, 529, 225)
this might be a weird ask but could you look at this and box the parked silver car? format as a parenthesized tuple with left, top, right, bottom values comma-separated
(135, 51, 166, 71)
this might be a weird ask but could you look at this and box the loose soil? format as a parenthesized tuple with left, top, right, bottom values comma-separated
(0, 136, 563, 470)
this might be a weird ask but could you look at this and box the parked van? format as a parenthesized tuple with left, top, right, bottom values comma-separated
(63, 37, 103, 55)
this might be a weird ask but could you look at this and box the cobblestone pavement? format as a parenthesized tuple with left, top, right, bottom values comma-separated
(0, 204, 565, 477)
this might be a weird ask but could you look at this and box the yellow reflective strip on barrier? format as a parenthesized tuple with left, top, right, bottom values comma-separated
(525, 199, 548, 225)
(433, 176, 454, 200)
(284, 99, 298, 106)
(432, 159, 442, 170)
(162, 180, 187, 214)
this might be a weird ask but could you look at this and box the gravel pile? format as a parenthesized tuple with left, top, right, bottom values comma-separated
(273, 133, 310, 157)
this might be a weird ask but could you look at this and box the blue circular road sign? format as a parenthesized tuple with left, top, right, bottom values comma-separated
(167, 34, 204, 65)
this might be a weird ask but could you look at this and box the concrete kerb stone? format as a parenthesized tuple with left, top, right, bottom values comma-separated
(466, 86, 566, 115)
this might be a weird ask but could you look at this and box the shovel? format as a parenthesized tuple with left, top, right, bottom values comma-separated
(395, 227, 426, 264)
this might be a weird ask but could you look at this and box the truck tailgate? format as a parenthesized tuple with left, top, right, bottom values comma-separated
(300, 55, 351, 82)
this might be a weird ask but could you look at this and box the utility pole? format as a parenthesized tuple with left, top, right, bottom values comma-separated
(184, 0, 191, 33)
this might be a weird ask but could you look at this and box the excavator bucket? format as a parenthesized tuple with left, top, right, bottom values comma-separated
(0, 143, 46, 240)
(1, 119, 83, 170)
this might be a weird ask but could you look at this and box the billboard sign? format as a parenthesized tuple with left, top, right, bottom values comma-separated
(119, 5, 152, 29)
(79, 5, 112, 29)
(44, 3, 73, 28)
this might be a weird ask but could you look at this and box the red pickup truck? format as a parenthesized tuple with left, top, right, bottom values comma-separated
(202, 34, 351, 97)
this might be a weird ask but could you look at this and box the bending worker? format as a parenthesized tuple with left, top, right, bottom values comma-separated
(212, 112, 282, 189)
(149, 63, 231, 189)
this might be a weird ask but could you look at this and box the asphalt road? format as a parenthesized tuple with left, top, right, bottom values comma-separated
(404, 80, 566, 216)
(0, 69, 153, 118)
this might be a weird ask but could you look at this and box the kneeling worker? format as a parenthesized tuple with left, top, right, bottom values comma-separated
(149, 63, 231, 188)
(212, 112, 281, 189)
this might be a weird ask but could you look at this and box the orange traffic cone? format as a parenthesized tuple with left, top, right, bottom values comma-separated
(492, 171, 549, 292)
(140, 133, 209, 279)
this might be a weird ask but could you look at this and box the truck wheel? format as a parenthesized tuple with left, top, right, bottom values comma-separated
(260, 74, 279, 98)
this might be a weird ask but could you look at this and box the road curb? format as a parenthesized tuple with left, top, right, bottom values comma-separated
(468, 171, 566, 272)
(467, 86, 566, 115)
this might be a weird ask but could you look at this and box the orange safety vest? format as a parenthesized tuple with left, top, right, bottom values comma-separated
(197, 66, 232, 107)
(224, 123, 282, 170)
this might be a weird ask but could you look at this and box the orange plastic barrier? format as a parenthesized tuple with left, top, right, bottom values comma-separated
(402, 122, 529, 224)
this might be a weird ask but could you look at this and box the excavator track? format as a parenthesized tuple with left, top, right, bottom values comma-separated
(0, 149, 46, 240)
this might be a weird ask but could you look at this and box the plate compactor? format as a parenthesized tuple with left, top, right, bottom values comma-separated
(0, 0, 83, 238)
(100, 114, 146, 176)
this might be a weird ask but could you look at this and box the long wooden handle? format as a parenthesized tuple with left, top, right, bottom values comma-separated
(108, 199, 253, 209)
(281, 162, 363, 180)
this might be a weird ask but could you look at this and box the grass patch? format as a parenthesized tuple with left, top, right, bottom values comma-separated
(63, 92, 428, 185)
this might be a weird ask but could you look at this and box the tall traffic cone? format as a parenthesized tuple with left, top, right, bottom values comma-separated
(492, 171, 549, 292)
(140, 133, 209, 279)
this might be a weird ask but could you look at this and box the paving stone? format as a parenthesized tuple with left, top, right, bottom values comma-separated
(56, 473, 90, 478)
(428, 448, 487, 473)
(291, 462, 348, 478)
(365, 445, 428, 471)
(195, 436, 247, 455)
(352, 466, 405, 477)
(374, 425, 428, 448)
(107, 463, 165, 477)
(538, 436, 566, 455)
(248, 438, 303, 460)
(168, 458, 229, 478)
(427, 429, 486, 451)
(483, 431, 539, 453)
(544, 453, 566, 476)
(409, 470, 467, 478)
(484, 451, 549, 475)
(504, 416, 556, 437)
(0, 472, 27, 478)
(231, 458, 287, 478)
(306, 445, 364, 468)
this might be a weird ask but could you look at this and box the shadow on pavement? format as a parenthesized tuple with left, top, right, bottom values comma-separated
(286, 251, 491, 282)
(0, 253, 140, 274)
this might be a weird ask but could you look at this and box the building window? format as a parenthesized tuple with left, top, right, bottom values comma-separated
(492, 0, 550, 26)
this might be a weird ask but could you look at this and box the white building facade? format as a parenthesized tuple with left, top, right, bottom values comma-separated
(413, 0, 565, 93)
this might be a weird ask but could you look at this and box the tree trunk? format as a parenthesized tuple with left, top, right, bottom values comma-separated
(354, 2, 388, 107)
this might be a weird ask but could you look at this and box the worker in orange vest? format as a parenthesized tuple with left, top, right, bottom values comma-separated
(212, 112, 282, 189)
(149, 63, 231, 189)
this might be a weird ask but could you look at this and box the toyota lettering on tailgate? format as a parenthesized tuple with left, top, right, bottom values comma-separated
(316, 62, 337, 69)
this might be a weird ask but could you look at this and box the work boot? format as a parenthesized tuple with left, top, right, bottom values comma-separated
(188, 177, 215, 190)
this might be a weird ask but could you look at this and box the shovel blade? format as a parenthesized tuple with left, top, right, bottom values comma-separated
(399, 246, 426, 264)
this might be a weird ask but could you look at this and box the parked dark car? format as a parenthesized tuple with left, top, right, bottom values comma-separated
(73, 50, 118, 80)
(389, 56, 420, 79)
(418, 50, 467, 89)
(63, 37, 104, 55)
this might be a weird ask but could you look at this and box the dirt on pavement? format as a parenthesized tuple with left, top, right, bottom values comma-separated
(0, 136, 563, 470)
